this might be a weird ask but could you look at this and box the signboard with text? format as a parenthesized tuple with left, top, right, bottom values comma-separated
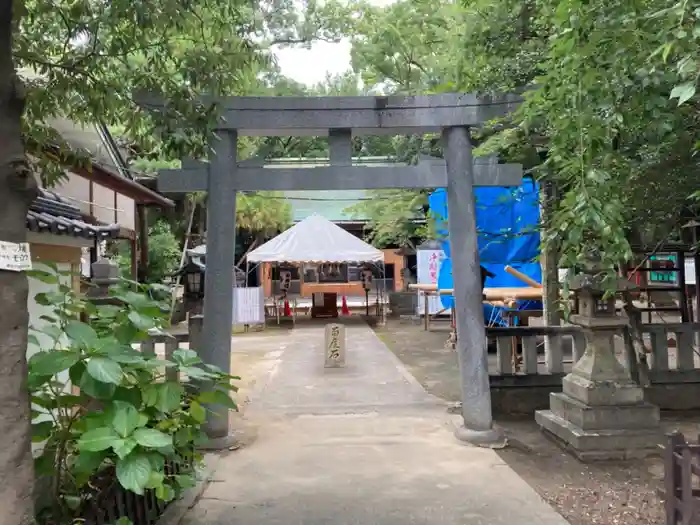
(416, 248, 445, 316)
(324, 323, 346, 368)
(0, 241, 31, 272)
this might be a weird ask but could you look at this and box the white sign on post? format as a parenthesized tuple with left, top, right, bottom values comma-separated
(324, 323, 346, 368)
(416, 249, 445, 316)
(0, 241, 32, 272)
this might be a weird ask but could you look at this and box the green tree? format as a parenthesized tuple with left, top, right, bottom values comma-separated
(340, 0, 460, 247)
(0, 0, 352, 520)
(113, 220, 182, 283)
(450, 0, 700, 273)
(236, 191, 292, 258)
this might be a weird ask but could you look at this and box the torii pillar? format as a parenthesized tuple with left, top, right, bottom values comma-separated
(141, 93, 522, 447)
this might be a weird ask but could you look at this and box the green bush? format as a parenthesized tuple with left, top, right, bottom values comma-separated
(112, 219, 181, 284)
(27, 266, 238, 523)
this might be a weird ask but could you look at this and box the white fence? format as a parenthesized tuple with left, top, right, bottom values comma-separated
(233, 286, 265, 325)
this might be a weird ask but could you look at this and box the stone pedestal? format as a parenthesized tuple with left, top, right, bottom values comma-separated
(324, 323, 346, 368)
(535, 271, 660, 461)
(86, 258, 120, 299)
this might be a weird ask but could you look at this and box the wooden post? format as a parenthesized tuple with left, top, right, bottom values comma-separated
(137, 204, 148, 281)
(664, 433, 681, 525)
(423, 292, 429, 331)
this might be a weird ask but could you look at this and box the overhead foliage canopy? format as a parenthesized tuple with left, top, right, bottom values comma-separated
(16, 0, 353, 169)
(342, 0, 700, 265)
(448, 0, 700, 273)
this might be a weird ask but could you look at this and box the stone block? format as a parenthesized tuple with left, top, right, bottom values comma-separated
(548, 392, 659, 431)
(388, 292, 417, 317)
(535, 409, 661, 461)
(562, 373, 644, 406)
(324, 323, 346, 368)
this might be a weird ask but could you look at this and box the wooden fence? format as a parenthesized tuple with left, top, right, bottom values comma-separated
(663, 432, 700, 525)
(81, 459, 190, 525)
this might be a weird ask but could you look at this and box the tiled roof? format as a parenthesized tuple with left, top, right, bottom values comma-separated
(27, 189, 120, 240)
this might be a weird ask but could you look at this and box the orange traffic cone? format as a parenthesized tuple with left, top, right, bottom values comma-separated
(341, 295, 350, 316)
(284, 299, 291, 317)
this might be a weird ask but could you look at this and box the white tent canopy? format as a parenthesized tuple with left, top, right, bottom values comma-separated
(247, 214, 384, 263)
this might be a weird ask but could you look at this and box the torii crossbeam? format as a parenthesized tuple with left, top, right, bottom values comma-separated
(140, 93, 523, 448)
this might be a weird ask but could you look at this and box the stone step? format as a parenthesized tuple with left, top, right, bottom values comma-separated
(535, 409, 661, 461)
(549, 392, 660, 431)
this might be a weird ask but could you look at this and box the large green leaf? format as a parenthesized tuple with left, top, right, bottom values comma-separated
(155, 382, 184, 412)
(155, 482, 176, 502)
(79, 372, 117, 400)
(112, 402, 141, 437)
(73, 450, 108, 474)
(94, 338, 144, 366)
(87, 357, 124, 385)
(65, 320, 99, 348)
(31, 421, 54, 442)
(188, 401, 206, 423)
(116, 453, 153, 495)
(113, 438, 138, 459)
(197, 389, 237, 410)
(145, 471, 165, 490)
(29, 351, 81, 377)
(110, 348, 146, 365)
(142, 385, 159, 407)
(37, 324, 63, 341)
(113, 387, 143, 408)
(26, 269, 59, 284)
(172, 348, 200, 367)
(78, 427, 120, 452)
(182, 366, 217, 381)
(670, 82, 696, 105)
(133, 428, 173, 448)
(128, 311, 156, 330)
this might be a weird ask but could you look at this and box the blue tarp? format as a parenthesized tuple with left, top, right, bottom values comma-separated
(429, 178, 542, 326)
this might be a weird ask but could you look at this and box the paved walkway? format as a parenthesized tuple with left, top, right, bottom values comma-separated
(246, 321, 443, 416)
(184, 321, 569, 525)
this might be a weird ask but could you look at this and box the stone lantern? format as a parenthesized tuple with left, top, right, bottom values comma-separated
(535, 265, 660, 461)
(86, 258, 120, 300)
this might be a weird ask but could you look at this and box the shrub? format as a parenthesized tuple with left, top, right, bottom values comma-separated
(27, 266, 238, 523)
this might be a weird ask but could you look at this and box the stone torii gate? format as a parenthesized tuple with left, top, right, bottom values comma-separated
(147, 94, 523, 447)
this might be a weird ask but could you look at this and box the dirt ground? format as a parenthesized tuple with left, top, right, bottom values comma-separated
(375, 318, 700, 525)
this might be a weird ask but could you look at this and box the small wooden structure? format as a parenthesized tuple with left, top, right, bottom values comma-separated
(663, 431, 700, 525)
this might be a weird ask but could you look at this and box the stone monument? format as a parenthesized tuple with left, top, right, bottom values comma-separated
(86, 258, 120, 299)
(324, 323, 346, 368)
(535, 266, 661, 460)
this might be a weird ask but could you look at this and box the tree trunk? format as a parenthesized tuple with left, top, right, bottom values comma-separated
(0, 0, 40, 523)
(620, 262, 651, 386)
